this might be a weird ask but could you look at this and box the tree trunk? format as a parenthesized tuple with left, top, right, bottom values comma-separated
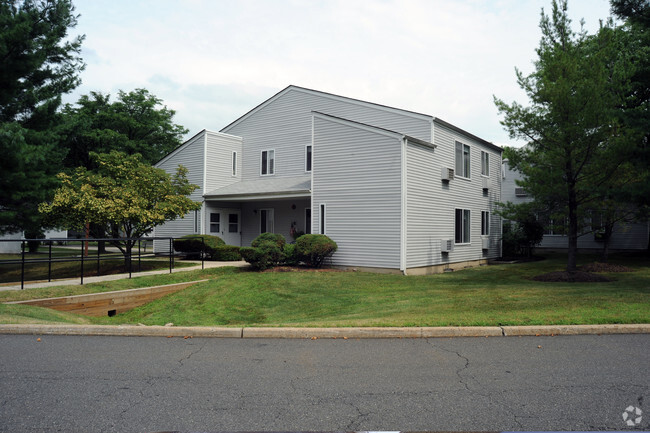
(600, 225, 613, 263)
(567, 180, 579, 273)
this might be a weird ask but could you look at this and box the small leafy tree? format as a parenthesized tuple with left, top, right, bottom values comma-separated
(39, 151, 201, 265)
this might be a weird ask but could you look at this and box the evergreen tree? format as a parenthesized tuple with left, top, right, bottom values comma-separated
(495, 0, 635, 271)
(0, 0, 84, 236)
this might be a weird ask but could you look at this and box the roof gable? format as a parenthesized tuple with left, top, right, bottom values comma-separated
(220, 85, 433, 133)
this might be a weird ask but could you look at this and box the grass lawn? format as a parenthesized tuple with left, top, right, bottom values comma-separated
(0, 252, 648, 327)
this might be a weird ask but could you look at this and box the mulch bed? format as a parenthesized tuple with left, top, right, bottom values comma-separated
(580, 262, 634, 273)
(532, 271, 612, 283)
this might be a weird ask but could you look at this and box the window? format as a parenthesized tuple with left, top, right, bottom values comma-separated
(305, 208, 311, 234)
(209, 213, 220, 233)
(481, 211, 490, 236)
(455, 141, 470, 178)
(319, 204, 326, 235)
(260, 209, 274, 233)
(305, 145, 312, 172)
(261, 149, 275, 175)
(481, 151, 489, 176)
(232, 151, 237, 177)
(194, 210, 199, 233)
(455, 208, 470, 244)
(228, 213, 238, 233)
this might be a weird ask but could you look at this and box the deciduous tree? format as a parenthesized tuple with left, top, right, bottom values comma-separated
(39, 151, 201, 264)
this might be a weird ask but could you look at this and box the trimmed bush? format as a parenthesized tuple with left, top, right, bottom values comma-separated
(241, 240, 283, 271)
(251, 232, 286, 249)
(211, 245, 242, 261)
(295, 234, 337, 268)
(282, 243, 299, 266)
(173, 235, 225, 259)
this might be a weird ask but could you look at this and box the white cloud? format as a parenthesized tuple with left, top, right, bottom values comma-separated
(67, 0, 615, 147)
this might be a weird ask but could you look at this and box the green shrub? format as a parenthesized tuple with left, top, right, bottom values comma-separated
(174, 235, 225, 259)
(240, 239, 284, 271)
(251, 232, 286, 249)
(282, 243, 299, 266)
(210, 245, 241, 261)
(295, 234, 337, 268)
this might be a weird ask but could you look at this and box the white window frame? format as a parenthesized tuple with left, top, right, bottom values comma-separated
(305, 145, 312, 173)
(232, 151, 237, 177)
(481, 211, 490, 236)
(319, 203, 326, 235)
(260, 149, 275, 176)
(228, 213, 239, 233)
(455, 208, 471, 244)
(481, 151, 489, 177)
(209, 212, 220, 233)
(455, 141, 471, 179)
(260, 208, 274, 234)
(305, 207, 311, 234)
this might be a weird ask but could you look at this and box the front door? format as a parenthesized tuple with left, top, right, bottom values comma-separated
(208, 209, 241, 246)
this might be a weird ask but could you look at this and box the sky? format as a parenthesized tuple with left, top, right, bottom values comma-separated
(65, 0, 616, 148)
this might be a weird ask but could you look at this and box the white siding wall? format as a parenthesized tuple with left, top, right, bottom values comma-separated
(153, 132, 206, 252)
(312, 116, 402, 269)
(421, 122, 502, 265)
(223, 87, 432, 181)
(204, 131, 242, 193)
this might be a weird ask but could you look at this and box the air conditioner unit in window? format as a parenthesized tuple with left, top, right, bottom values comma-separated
(481, 177, 490, 190)
(441, 239, 454, 253)
(441, 167, 454, 182)
(482, 237, 490, 249)
(515, 187, 528, 197)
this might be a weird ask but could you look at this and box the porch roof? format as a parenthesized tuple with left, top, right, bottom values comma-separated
(204, 176, 311, 200)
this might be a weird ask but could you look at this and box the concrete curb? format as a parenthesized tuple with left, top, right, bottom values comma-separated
(0, 324, 647, 338)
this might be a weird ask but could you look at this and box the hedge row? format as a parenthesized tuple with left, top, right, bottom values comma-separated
(240, 233, 337, 271)
(173, 233, 337, 269)
(173, 235, 241, 261)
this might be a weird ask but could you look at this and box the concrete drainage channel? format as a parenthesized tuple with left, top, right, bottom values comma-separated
(0, 324, 648, 338)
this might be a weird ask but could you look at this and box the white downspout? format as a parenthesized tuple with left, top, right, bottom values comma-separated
(400, 137, 408, 275)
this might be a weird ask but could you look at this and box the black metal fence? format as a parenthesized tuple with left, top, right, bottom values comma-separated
(0, 236, 206, 289)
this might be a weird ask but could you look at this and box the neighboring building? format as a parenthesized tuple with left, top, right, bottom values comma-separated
(154, 85, 503, 274)
(502, 159, 649, 251)
(0, 229, 68, 254)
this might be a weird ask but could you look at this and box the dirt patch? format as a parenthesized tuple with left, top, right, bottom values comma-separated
(580, 262, 634, 273)
(532, 271, 612, 283)
(260, 266, 343, 273)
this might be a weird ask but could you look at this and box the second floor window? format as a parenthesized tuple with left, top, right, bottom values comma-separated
(261, 149, 275, 175)
(232, 151, 237, 177)
(481, 151, 489, 176)
(305, 145, 312, 172)
(455, 141, 470, 178)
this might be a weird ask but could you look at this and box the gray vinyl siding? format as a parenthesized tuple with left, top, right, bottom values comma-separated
(222, 87, 432, 181)
(153, 132, 206, 252)
(405, 142, 442, 267)
(540, 221, 649, 250)
(204, 131, 242, 193)
(312, 115, 402, 269)
(425, 121, 502, 264)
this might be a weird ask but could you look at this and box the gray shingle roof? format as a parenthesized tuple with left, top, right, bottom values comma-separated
(204, 176, 311, 199)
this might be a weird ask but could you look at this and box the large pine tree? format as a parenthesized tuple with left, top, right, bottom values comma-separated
(0, 0, 84, 236)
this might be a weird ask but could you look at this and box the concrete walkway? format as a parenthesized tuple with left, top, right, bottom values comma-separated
(0, 260, 249, 291)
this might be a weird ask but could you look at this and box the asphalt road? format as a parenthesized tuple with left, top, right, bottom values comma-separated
(0, 334, 648, 432)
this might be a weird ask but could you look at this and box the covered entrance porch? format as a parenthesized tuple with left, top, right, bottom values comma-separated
(203, 177, 312, 247)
